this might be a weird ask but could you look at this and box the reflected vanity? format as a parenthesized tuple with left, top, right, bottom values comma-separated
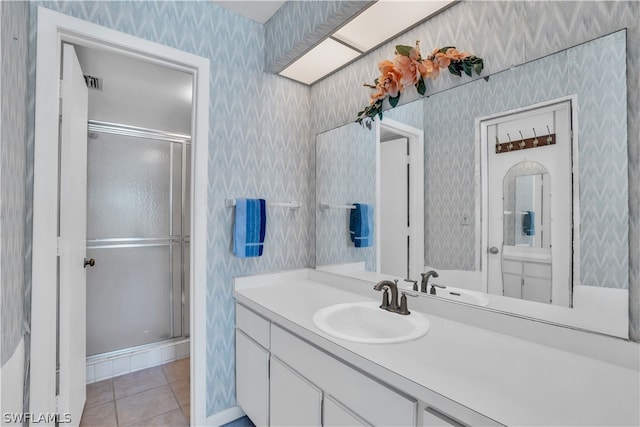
(314, 30, 629, 339)
(501, 162, 553, 303)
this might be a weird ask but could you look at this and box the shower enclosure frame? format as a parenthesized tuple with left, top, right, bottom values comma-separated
(85, 120, 192, 355)
(31, 7, 210, 426)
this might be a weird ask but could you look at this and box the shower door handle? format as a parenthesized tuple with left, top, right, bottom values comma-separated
(84, 258, 96, 268)
(488, 247, 499, 255)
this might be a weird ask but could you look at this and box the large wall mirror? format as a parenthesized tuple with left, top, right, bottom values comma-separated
(315, 30, 629, 338)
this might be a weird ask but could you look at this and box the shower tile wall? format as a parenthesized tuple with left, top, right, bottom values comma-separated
(26, 0, 313, 417)
(310, 1, 640, 340)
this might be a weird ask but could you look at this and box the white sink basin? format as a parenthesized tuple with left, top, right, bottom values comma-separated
(312, 302, 430, 344)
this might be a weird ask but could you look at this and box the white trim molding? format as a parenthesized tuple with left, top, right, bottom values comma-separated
(31, 7, 209, 426)
(206, 405, 246, 426)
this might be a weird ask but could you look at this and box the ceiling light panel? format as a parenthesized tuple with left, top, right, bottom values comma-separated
(333, 0, 455, 52)
(279, 38, 360, 85)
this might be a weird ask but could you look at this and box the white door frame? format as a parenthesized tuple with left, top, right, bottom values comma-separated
(375, 118, 424, 279)
(31, 8, 209, 426)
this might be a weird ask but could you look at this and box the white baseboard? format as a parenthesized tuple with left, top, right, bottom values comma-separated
(86, 338, 190, 383)
(206, 405, 245, 426)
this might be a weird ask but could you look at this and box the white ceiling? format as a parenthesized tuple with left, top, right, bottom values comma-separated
(211, 1, 286, 24)
(75, 46, 193, 134)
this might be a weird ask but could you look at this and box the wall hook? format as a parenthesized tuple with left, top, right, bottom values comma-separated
(518, 130, 526, 149)
(506, 133, 513, 151)
(532, 128, 539, 147)
(495, 135, 502, 152)
(546, 125, 552, 144)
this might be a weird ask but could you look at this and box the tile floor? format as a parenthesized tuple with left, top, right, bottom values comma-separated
(80, 357, 190, 426)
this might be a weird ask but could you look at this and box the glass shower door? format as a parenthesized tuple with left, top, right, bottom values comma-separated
(86, 124, 190, 356)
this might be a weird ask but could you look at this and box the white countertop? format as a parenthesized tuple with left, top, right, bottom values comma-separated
(234, 270, 640, 427)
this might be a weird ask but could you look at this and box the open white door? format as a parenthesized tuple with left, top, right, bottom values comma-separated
(58, 43, 88, 424)
(380, 137, 409, 278)
(482, 100, 572, 307)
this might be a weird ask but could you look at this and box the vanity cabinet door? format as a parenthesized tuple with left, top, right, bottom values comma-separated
(323, 395, 370, 427)
(270, 356, 322, 426)
(236, 330, 269, 427)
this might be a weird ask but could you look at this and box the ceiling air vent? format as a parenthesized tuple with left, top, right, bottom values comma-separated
(83, 74, 102, 91)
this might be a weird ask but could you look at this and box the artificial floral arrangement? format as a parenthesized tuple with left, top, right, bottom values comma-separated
(356, 41, 484, 126)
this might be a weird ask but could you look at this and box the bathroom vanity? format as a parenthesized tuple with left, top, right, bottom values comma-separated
(234, 269, 639, 427)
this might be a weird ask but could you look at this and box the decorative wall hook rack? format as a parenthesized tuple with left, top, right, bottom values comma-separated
(496, 128, 556, 153)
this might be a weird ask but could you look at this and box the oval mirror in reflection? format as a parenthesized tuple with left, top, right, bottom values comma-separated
(502, 162, 550, 249)
(500, 162, 555, 304)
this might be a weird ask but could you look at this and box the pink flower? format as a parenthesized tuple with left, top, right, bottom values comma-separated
(394, 54, 421, 86)
(421, 59, 440, 79)
(370, 60, 403, 102)
(445, 47, 470, 60)
(434, 53, 451, 69)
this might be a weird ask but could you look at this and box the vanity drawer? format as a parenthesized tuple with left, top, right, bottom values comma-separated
(270, 324, 416, 426)
(523, 262, 551, 279)
(502, 260, 522, 275)
(236, 303, 270, 348)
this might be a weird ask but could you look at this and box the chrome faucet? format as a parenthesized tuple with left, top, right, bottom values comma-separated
(420, 270, 440, 293)
(374, 280, 410, 315)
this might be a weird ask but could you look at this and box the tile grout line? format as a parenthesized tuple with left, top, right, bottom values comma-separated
(112, 379, 120, 427)
(91, 361, 186, 426)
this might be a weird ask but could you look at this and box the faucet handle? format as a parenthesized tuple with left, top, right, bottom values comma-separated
(429, 283, 446, 295)
(404, 278, 418, 291)
(380, 289, 390, 309)
(398, 293, 411, 315)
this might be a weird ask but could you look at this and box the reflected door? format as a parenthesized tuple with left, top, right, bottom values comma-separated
(380, 137, 409, 278)
(483, 100, 573, 306)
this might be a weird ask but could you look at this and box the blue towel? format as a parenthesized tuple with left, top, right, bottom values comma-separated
(523, 210, 535, 236)
(233, 199, 266, 257)
(349, 203, 373, 248)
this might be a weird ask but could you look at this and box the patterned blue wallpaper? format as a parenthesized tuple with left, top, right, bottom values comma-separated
(26, 1, 313, 416)
(316, 122, 375, 270)
(311, 1, 639, 340)
(1, 0, 28, 366)
(423, 31, 628, 289)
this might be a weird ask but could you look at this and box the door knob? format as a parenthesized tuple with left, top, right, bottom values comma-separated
(488, 247, 499, 254)
(84, 258, 95, 268)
